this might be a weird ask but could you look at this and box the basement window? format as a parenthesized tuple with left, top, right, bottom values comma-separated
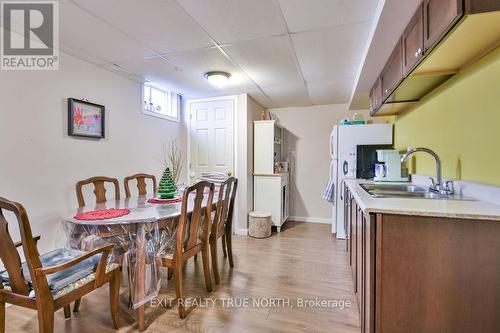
(142, 83, 180, 121)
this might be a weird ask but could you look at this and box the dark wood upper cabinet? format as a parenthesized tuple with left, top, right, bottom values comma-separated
(370, 0, 500, 116)
(465, 0, 500, 13)
(369, 86, 375, 112)
(369, 77, 382, 112)
(423, 0, 463, 50)
(402, 4, 424, 75)
(381, 40, 403, 100)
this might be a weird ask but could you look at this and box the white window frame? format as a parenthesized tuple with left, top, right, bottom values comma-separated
(141, 83, 180, 122)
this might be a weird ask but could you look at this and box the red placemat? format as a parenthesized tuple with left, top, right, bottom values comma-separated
(148, 197, 182, 204)
(74, 208, 130, 221)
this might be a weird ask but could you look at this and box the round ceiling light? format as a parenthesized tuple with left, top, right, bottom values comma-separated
(204, 71, 231, 88)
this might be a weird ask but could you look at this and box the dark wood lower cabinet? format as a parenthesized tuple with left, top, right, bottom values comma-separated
(345, 188, 500, 333)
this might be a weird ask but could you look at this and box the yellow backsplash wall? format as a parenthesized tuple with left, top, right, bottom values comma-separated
(394, 46, 500, 186)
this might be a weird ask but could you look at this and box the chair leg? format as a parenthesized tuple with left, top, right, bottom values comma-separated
(37, 307, 54, 333)
(63, 305, 71, 319)
(174, 263, 186, 319)
(225, 230, 234, 268)
(110, 271, 121, 329)
(167, 268, 173, 280)
(210, 239, 220, 285)
(73, 298, 81, 312)
(221, 234, 227, 257)
(202, 246, 212, 292)
(0, 298, 5, 333)
(126, 265, 134, 308)
(194, 254, 197, 260)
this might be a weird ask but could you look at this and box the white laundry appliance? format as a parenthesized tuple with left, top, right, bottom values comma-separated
(329, 123, 393, 238)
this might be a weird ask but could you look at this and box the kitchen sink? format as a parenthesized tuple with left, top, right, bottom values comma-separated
(360, 184, 428, 193)
(360, 183, 475, 201)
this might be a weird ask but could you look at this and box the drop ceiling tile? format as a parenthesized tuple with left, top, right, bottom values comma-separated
(177, 0, 287, 44)
(161, 47, 255, 91)
(337, 0, 380, 26)
(278, 0, 342, 32)
(248, 91, 274, 109)
(59, 1, 153, 63)
(114, 48, 257, 98)
(59, 41, 109, 66)
(110, 57, 210, 96)
(263, 82, 311, 107)
(223, 35, 302, 88)
(307, 79, 354, 105)
(71, 0, 213, 54)
(292, 21, 370, 83)
(278, 0, 378, 33)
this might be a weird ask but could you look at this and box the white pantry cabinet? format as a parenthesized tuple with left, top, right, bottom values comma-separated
(253, 174, 289, 232)
(253, 120, 289, 232)
(254, 120, 282, 174)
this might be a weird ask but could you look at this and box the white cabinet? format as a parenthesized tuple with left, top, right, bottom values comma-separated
(254, 120, 282, 174)
(254, 174, 289, 232)
(253, 120, 289, 232)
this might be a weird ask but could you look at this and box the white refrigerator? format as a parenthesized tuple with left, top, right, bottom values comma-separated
(329, 123, 393, 238)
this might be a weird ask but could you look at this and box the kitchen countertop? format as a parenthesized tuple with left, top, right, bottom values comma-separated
(253, 173, 288, 177)
(345, 179, 500, 221)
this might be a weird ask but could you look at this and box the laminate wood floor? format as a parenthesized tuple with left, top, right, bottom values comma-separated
(4, 222, 359, 332)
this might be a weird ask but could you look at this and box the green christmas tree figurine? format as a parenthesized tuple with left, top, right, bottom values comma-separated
(157, 167, 177, 199)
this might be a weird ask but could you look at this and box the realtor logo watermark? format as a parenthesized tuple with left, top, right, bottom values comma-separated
(1, 1, 59, 70)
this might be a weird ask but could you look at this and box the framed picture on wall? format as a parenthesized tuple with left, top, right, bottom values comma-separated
(68, 98, 105, 139)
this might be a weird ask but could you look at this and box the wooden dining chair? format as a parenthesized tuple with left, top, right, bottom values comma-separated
(75, 176, 120, 207)
(210, 177, 238, 284)
(160, 181, 214, 319)
(0, 196, 121, 333)
(123, 173, 157, 198)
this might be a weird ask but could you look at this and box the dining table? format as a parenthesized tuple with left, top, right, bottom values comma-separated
(63, 190, 219, 331)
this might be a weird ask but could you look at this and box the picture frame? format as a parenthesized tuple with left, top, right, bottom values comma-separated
(68, 98, 105, 139)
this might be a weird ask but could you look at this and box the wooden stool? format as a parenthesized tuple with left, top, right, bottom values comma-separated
(248, 212, 272, 238)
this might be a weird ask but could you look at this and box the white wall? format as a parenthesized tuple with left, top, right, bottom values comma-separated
(234, 94, 263, 234)
(0, 52, 184, 255)
(267, 104, 371, 223)
(245, 96, 264, 229)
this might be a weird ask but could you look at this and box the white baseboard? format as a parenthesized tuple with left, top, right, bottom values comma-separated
(289, 216, 331, 224)
(234, 228, 248, 236)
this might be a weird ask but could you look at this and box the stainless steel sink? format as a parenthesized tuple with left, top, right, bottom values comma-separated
(360, 184, 428, 193)
(360, 183, 475, 201)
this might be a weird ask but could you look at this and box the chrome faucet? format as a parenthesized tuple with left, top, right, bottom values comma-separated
(400, 147, 454, 195)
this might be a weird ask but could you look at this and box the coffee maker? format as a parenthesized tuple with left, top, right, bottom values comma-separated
(374, 150, 409, 182)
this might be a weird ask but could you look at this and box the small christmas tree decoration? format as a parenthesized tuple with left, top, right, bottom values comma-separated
(157, 167, 177, 199)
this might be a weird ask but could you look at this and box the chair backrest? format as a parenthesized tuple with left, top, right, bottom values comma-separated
(0, 196, 42, 296)
(212, 177, 238, 238)
(175, 181, 214, 257)
(76, 176, 120, 207)
(123, 173, 157, 198)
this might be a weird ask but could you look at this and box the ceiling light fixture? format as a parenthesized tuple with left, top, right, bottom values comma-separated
(204, 71, 231, 88)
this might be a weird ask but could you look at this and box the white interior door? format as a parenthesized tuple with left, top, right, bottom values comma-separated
(189, 99, 234, 182)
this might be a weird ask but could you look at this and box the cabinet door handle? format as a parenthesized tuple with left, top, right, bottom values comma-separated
(384, 88, 391, 94)
(414, 48, 422, 58)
